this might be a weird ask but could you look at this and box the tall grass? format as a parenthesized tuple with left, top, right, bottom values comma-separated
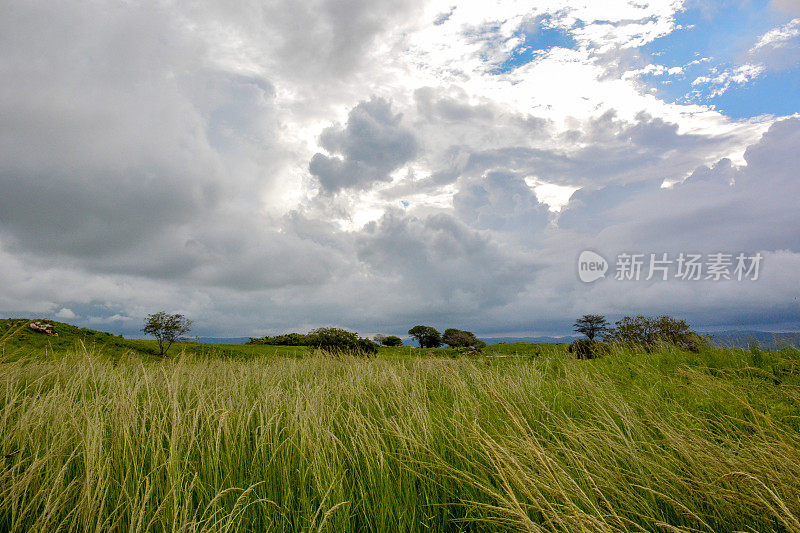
(1, 343, 799, 531)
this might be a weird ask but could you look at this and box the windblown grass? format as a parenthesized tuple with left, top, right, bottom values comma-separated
(1, 342, 799, 531)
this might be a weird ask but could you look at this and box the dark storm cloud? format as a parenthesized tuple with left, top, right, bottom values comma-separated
(459, 111, 739, 187)
(0, 2, 223, 257)
(453, 171, 551, 233)
(545, 118, 800, 330)
(356, 209, 536, 311)
(557, 181, 659, 234)
(229, 0, 421, 82)
(613, 117, 800, 253)
(310, 97, 418, 192)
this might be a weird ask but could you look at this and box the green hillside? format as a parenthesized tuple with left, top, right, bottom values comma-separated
(0, 319, 301, 360)
(0, 318, 143, 357)
(0, 318, 567, 361)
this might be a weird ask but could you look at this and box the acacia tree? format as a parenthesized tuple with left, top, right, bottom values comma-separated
(142, 312, 192, 356)
(573, 314, 609, 340)
(408, 325, 442, 348)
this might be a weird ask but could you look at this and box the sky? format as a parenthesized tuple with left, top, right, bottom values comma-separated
(1, 0, 799, 338)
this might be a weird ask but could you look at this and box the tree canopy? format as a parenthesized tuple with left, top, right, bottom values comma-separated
(606, 315, 704, 352)
(442, 328, 486, 349)
(142, 312, 192, 356)
(306, 327, 377, 355)
(408, 325, 442, 348)
(573, 314, 609, 340)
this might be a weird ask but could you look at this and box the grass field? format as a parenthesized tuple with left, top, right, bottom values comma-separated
(1, 320, 800, 531)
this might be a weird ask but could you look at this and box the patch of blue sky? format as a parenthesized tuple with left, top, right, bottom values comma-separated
(637, 0, 797, 119)
(644, 1, 778, 66)
(492, 20, 577, 73)
(710, 69, 800, 118)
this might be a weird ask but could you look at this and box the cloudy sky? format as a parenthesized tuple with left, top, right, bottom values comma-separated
(2, 0, 799, 338)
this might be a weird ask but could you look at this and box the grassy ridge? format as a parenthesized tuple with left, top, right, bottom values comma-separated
(0, 319, 314, 361)
(0, 319, 558, 361)
(0, 319, 150, 359)
(1, 329, 800, 531)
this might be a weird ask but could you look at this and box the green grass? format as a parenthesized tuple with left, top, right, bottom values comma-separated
(0, 319, 313, 361)
(1, 323, 800, 531)
(0, 319, 564, 362)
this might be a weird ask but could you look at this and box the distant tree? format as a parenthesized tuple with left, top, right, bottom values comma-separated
(606, 316, 654, 347)
(408, 325, 442, 348)
(306, 327, 376, 355)
(573, 314, 609, 340)
(142, 312, 192, 356)
(606, 315, 705, 352)
(442, 328, 486, 349)
(442, 328, 462, 347)
(651, 316, 704, 351)
(382, 335, 403, 347)
(373, 334, 386, 345)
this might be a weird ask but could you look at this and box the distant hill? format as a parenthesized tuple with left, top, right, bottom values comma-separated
(706, 331, 800, 349)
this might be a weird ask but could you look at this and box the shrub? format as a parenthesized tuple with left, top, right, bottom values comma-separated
(750, 344, 766, 368)
(606, 315, 705, 352)
(568, 339, 608, 359)
(356, 338, 379, 355)
(381, 335, 403, 347)
(373, 334, 403, 346)
(248, 333, 308, 346)
(306, 328, 376, 355)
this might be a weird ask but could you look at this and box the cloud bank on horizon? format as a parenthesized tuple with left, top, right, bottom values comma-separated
(1, 0, 798, 337)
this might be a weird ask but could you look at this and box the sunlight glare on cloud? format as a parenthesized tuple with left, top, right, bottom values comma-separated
(525, 177, 579, 212)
